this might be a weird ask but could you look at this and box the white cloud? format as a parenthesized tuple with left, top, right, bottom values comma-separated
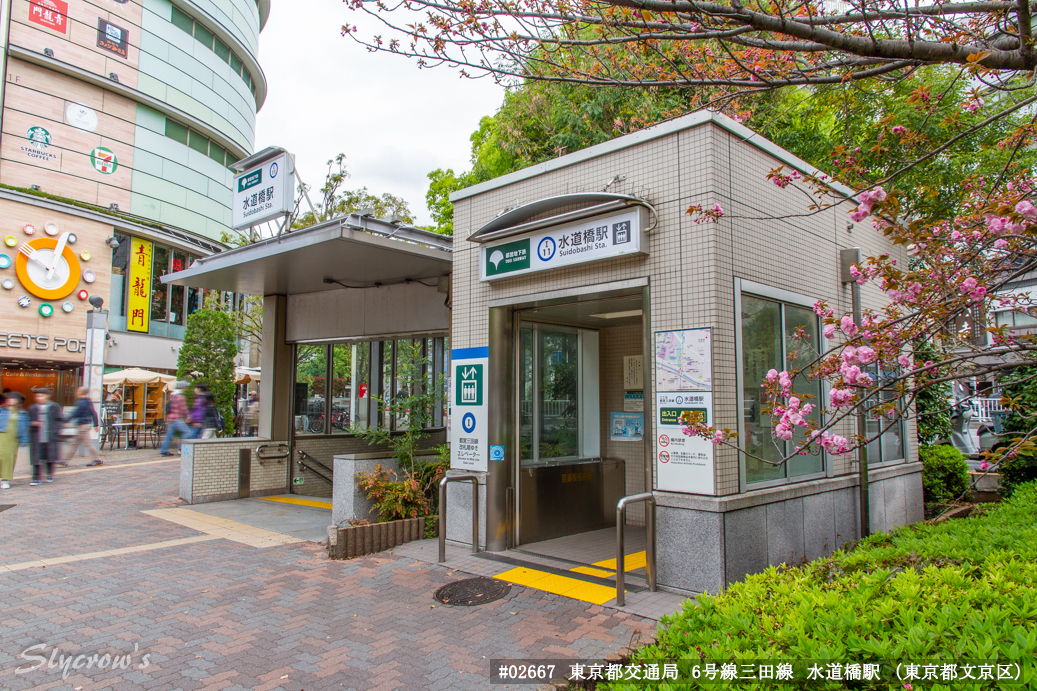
(253, 0, 504, 226)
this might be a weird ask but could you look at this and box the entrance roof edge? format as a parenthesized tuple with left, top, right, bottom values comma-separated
(161, 214, 452, 296)
(466, 193, 649, 244)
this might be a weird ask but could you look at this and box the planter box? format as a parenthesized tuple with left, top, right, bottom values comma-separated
(327, 516, 438, 560)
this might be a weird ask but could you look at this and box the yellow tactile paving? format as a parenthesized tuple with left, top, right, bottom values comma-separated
(260, 496, 333, 510)
(0, 536, 218, 573)
(142, 508, 306, 548)
(570, 565, 616, 578)
(494, 566, 619, 605)
(594, 551, 647, 572)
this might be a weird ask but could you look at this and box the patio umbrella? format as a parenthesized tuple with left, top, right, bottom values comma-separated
(103, 368, 177, 390)
(235, 367, 261, 384)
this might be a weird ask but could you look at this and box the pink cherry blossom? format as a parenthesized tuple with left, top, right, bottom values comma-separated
(823, 324, 836, 339)
(855, 346, 876, 364)
(898, 353, 912, 369)
(840, 316, 859, 338)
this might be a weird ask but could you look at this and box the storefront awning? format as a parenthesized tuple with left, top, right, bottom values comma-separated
(161, 214, 452, 296)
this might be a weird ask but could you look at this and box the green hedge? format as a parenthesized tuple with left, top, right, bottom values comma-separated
(608, 482, 1037, 690)
(920, 444, 970, 518)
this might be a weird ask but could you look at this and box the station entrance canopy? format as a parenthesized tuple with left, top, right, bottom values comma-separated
(162, 213, 452, 297)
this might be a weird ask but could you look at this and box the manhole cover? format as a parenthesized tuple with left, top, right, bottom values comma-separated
(434, 577, 511, 606)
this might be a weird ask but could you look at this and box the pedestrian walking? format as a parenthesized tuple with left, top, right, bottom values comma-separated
(29, 389, 64, 486)
(66, 386, 103, 466)
(187, 384, 219, 439)
(160, 382, 192, 456)
(0, 392, 30, 489)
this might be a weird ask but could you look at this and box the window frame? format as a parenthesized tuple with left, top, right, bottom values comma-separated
(735, 279, 830, 493)
(291, 337, 448, 438)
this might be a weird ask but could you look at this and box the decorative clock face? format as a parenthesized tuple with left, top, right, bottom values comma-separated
(14, 233, 81, 300)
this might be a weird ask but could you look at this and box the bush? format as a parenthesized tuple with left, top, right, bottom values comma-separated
(919, 444, 970, 517)
(998, 449, 1037, 498)
(608, 482, 1037, 690)
(355, 465, 429, 521)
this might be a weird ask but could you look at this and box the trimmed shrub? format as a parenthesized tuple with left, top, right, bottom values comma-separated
(998, 449, 1037, 498)
(609, 482, 1037, 690)
(920, 444, 970, 517)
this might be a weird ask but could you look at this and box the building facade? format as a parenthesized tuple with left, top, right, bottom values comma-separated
(0, 0, 268, 403)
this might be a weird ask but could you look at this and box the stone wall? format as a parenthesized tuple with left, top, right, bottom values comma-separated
(180, 438, 288, 504)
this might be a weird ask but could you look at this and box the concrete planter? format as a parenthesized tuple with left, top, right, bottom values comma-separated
(327, 516, 437, 560)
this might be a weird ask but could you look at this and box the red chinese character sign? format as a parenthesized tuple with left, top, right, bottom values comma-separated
(127, 237, 152, 333)
(28, 0, 68, 33)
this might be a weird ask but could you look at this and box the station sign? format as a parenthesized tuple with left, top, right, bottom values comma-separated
(655, 327, 716, 495)
(479, 207, 649, 281)
(449, 347, 489, 472)
(232, 153, 293, 230)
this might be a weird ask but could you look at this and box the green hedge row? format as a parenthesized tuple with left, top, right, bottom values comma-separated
(608, 483, 1037, 690)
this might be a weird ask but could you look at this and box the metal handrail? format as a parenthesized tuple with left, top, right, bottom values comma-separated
(438, 475, 479, 562)
(256, 443, 290, 464)
(616, 492, 657, 607)
(296, 449, 333, 484)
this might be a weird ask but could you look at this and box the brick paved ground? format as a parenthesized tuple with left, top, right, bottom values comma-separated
(0, 449, 654, 690)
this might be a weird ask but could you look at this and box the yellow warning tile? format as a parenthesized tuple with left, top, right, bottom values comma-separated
(142, 509, 305, 548)
(594, 551, 646, 572)
(494, 567, 619, 605)
(261, 496, 333, 510)
(570, 565, 615, 578)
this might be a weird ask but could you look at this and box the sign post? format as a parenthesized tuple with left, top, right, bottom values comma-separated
(232, 152, 294, 230)
(449, 347, 489, 472)
(83, 304, 108, 425)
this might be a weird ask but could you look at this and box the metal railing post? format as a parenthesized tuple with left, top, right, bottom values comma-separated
(439, 475, 479, 563)
(616, 492, 656, 606)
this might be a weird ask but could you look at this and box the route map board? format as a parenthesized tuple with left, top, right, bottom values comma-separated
(654, 327, 716, 495)
(655, 328, 712, 392)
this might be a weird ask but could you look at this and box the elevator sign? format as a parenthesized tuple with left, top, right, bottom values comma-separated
(450, 347, 489, 472)
(479, 207, 649, 281)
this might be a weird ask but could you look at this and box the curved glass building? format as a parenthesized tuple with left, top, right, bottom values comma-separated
(0, 0, 268, 403)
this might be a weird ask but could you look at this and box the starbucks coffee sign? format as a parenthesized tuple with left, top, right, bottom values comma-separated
(479, 207, 649, 281)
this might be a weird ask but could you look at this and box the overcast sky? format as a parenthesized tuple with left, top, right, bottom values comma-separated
(253, 0, 505, 227)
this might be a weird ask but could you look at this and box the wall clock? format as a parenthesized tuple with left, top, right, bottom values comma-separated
(15, 233, 81, 300)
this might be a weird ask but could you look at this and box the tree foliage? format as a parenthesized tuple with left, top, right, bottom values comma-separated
(293, 153, 415, 229)
(177, 305, 238, 435)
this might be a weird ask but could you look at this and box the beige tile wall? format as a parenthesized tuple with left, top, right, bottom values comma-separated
(452, 120, 911, 498)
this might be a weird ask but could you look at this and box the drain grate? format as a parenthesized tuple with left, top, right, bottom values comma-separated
(434, 577, 511, 606)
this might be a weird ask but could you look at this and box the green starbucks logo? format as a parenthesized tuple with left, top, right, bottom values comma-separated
(26, 126, 51, 150)
(90, 147, 118, 174)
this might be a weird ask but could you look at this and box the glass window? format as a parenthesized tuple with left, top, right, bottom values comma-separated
(331, 344, 352, 433)
(193, 23, 214, 50)
(230, 52, 243, 75)
(213, 38, 230, 62)
(1014, 309, 1037, 327)
(995, 311, 1014, 327)
(169, 251, 187, 327)
(741, 296, 784, 484)
(538, 329, 579, 459)
(294, 345, 328, 435)
(186, 287, 203, 317)
(170, 6, 193, 33)
(109, 233, 130, 330)
(520, 327, 533, 461)
(165, 119, 188, 145)
(188, 131, 208, 155)
(208, 142, 226, 166)
(149, 246, 169, 336)
(741, 294, 825, 486)
(352, 342, 371, 430)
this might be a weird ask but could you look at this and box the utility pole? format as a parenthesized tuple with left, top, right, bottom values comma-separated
(841, 247, 871, 539)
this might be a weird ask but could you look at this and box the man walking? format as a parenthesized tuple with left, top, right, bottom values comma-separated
(160, 382, 191, 456)
(29, 389, 63, 486)
(66, 386, 103, 466)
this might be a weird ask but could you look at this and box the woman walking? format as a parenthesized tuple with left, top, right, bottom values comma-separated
(187, 384, 220, 439)
(0, 392, 30, 489)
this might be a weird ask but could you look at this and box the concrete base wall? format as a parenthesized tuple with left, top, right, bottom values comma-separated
(655, 462, 923, 594)
(179, 438, 288, 504)
(331, 454, 404, 526)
